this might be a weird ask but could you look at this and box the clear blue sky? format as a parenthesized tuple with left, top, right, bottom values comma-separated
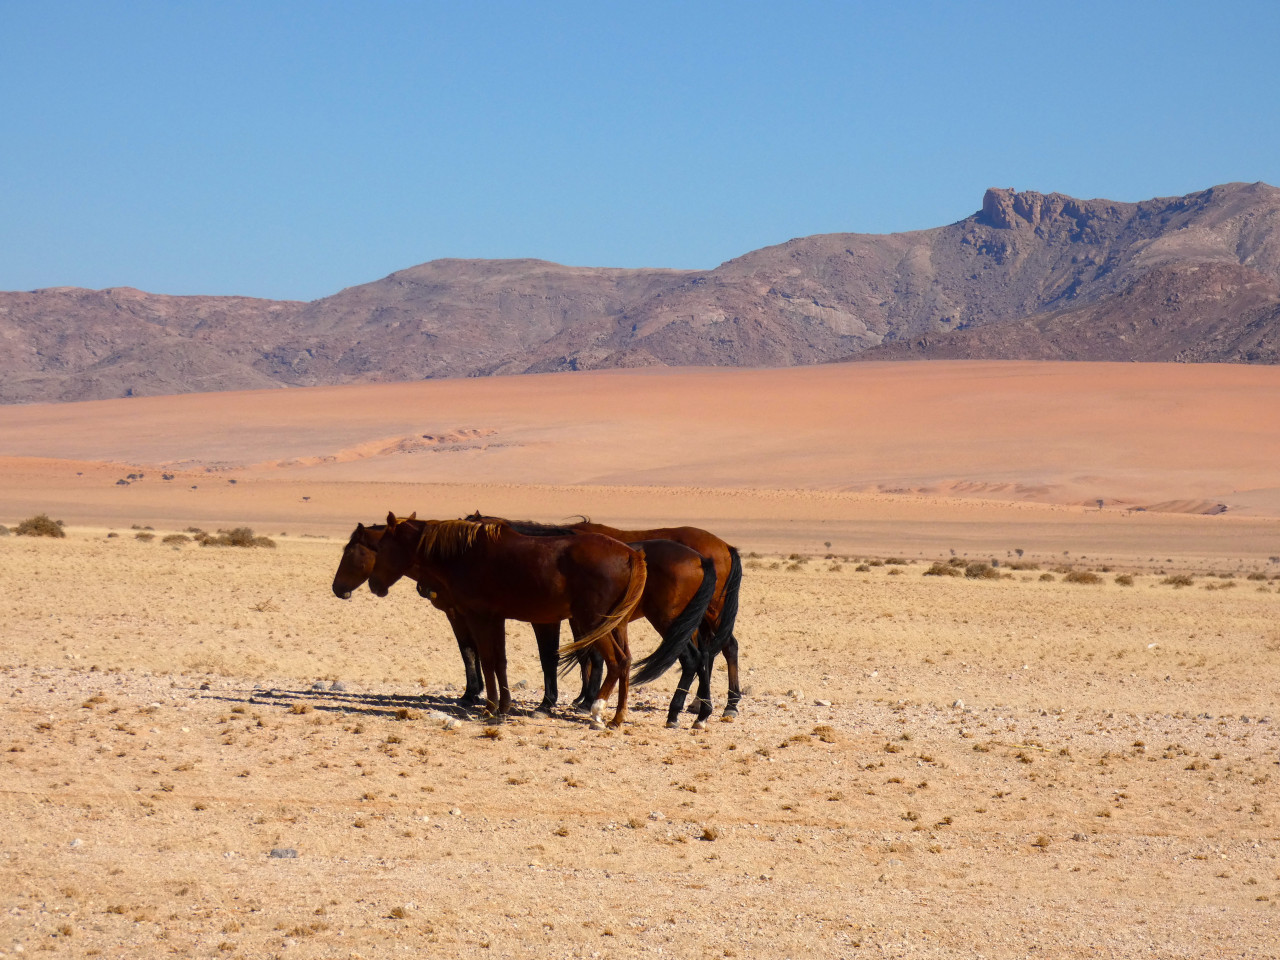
(3, 1, 1278, 301)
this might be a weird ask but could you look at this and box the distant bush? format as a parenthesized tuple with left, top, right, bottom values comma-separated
(1114, 574, 1135, 587)
(1162, 574, 1194, 588)
(198, 526, 276, 549)
(884, 557, 907, 566)
(134, 531, 155, 542)
(964, 562, 1000, 580)
(1009, 561, 1041, 571)
(924, 562, 961, 577)
(1063, 570, 1102, 585)
(16, 514, 65, 538)
(162, 533, 191, 545)
(1039, 573, 1056, 582)
(0, 524, 9, 536)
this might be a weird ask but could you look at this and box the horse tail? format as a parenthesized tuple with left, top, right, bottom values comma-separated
(630, 556, 716, 686)
(558, 549, 647, 663)
(706, 546, 742, 657)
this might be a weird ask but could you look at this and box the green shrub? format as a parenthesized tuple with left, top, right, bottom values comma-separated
(16, 514, 65, 538)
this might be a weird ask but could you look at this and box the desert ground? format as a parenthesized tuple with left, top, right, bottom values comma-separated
(1, 361, 1279, 959)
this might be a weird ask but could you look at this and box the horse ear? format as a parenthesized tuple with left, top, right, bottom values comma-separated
(408, 511, 416, 520)
(356, 522, 364, 531)
(386, 511, 397, 526)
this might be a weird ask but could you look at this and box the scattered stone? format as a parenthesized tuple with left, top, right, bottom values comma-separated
(787, 688, 804, 700)
(269, 847, 298, 859)
(199, 682, 210, 690)
(449, 808, 462, 816)
(69, 838, 82, 848)
(329, 681, 347, 693)
(649, 811, 664, 821)
(953, 699, 965, 709)
(310, 682, 326, 691)
(814, 699, 832, 707)
(1072, 833, 1089, 842)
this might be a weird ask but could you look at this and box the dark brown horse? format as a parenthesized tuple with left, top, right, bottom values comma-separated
(568, 520, 743, 724)
(467, 516, 722, 728)
(333, 520, 717, 725)
(367, 514, 646, 728)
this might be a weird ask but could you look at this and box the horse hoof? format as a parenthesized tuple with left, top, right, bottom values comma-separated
(589, 717, 606, 731)
(665, 720, 679, 729)
(721, 710, 738, 721)
(692, 719, 706, 730)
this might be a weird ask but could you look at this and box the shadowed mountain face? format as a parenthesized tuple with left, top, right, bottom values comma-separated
(4, 181, 1280, 403)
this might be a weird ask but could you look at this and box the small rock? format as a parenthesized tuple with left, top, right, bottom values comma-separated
(329, 681, 347, 693)
(443, 718, 460, 730)
(513, 679, 528, 690)
(449, 808, 461, 816)
(310, 682, 326, 691)
(953, 699, 965, 709)
(69, 838, 82, 848)
(649, 811, 664, 821)
(199, 682, 210, 690)
(1072, 833, 1089, 842)
(814, 699, 832, 707)
(787, 689, 804, 700)
(269, 847, 298, 859)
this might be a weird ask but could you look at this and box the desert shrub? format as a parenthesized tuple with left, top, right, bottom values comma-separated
(1246, 572, 1267, 581)
(964, 562, 1000, 580)
(924, 562, 961, 577)
(1063, 570, 1102, 585)
(1039, 572, 1056, 582)
(854, 563, 871, 573)
(199, 527, 276, 548)
(16, 514, 65, 538)
(162, 533, 191, 545)
(0, 524, 8, 536)
(947, 556, 967, 567)
(1162, 574, 1194, 588)
(1009, 561, 1041, 570)
(134, 532, 155, 542)
(1114, 574, 1134, 586)
(884, 557, 907, 566)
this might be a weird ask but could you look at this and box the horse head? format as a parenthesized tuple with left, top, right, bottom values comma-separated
(331, 521, 386, 599)
(367, 511, 418, 597)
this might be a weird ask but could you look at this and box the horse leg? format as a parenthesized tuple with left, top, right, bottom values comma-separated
(467, 614, 509, 720)
(688, 623, 714, 713)
(691, 638, 715, 730)
(665, 647, 700, 728)
(574, 648, 603, 710)
(532, 622, 560, 715)
(721, 635, 742, 719)
(445, 609, 483, 708)
(590, 625, 630, 729)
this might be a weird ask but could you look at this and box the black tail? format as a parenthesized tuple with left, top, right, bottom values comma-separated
(631, 556, 717, 686)
(706, 546, 741, 658)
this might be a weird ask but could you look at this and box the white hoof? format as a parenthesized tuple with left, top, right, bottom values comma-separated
(665, 720, 679, 729)
(692, 719, 706, 730)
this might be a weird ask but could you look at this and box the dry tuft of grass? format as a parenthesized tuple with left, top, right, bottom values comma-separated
(1162, 574, 1194, 588)
(197, 527, 276, 548)
(1063, 570, 1103, 585)
(924, 561, 961, 577)
(964, 562, 1000, 580)
(16, 513, 65, 538)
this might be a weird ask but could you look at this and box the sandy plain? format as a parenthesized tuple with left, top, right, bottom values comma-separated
(1, 360, 1280, 959)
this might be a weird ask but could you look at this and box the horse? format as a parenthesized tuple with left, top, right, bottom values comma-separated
(367, 513, 646, 729)
(467, 516, 724, 728)
(333, 518, 719, 726)
(490, 516, 744, 722)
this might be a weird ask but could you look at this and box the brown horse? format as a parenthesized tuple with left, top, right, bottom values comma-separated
(466, 516, 721, 728)
(332, 522, 587, 714)
(367, 513, 646, 728)
(334, 519, 717, 725)
(568, 520, 743, 724)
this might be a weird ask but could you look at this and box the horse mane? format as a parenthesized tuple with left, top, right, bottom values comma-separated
(411, 518, 504, 559)
(345, 523, 386, 549)
(463, 512, 579, 538)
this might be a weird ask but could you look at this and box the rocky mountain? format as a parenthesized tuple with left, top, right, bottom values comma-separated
(3, 181, 1279, 403)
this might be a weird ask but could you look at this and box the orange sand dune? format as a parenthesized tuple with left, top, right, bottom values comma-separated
(1, 361, 1277, 561)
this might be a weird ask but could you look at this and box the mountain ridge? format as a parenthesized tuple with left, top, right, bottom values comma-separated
(3, 181, 1279, 403)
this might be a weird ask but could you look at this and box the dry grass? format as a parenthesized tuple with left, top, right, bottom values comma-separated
(2, 530, 1278, 959)
(15, 513, 65, 538)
